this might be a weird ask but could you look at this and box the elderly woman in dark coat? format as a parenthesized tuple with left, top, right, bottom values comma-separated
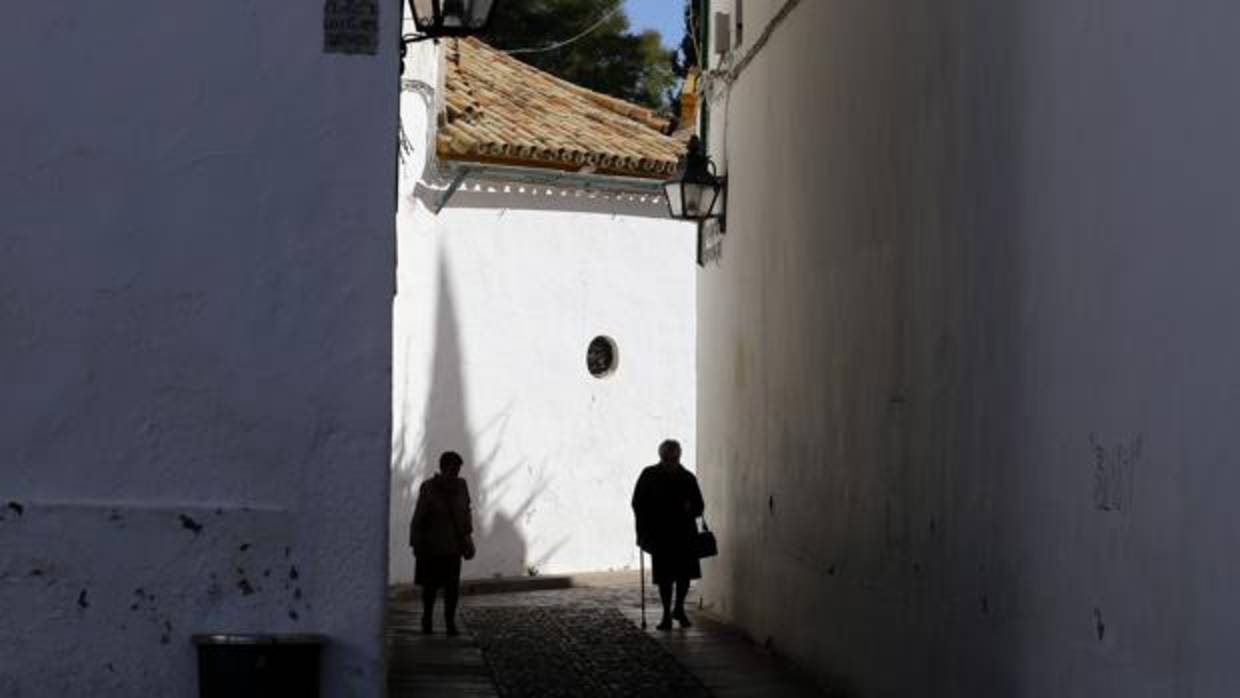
(410, 451, 475, 636)
(632, 439, 705, 629)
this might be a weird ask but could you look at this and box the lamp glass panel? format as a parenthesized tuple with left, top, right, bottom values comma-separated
(412, 0, 436, 29)
(441, 0, 465, 27)
(412, 0, 494, 33)
(469, 0, 495, 26)
(443, 0, 494, 29)
(663, 181, 684, 218)
(699, 184, 720, 218)
(683, 182, 709, 217)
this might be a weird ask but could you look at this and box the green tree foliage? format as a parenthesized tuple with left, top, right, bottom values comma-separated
(671, 0, 700, 80)
(481, 0, 677, 112)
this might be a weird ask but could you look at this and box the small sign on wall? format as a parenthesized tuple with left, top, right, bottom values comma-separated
(698, 220, 724, 266)
(324, 0, 379, 55)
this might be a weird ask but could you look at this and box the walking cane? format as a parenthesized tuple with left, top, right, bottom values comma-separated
(639, 547, 647, 629)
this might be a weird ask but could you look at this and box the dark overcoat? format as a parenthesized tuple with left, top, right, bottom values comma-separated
(410, 474, 473, 586)
(632, 463, 705, 584)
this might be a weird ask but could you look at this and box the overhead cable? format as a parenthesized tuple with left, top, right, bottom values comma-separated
(505, 5, 624, 55)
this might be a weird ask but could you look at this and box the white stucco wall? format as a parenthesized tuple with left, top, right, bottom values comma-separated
(0, 3, 396, 695)
(390, 42, 696, 583)
(698, 1, 1240, 696)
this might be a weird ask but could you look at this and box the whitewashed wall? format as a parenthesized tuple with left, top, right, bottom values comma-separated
(390, 42, 696, 583)
(698, 0, 1240, 696)
(0, 2, 397, 695)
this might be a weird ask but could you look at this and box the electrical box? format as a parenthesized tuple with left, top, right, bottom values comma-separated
(714, 12, 731, 56)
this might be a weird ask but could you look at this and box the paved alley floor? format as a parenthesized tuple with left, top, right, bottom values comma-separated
(387, 579, 827, 697)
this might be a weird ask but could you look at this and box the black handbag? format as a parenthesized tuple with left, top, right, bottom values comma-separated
(695, 518, 718, 559)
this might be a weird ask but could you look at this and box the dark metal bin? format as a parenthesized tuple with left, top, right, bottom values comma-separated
(192, 633, 325, 698)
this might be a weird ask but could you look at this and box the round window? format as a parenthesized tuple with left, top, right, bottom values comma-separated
(587, 336, 618, 378)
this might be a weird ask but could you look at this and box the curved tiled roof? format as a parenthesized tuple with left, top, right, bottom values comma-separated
(437, 38, 686, 179)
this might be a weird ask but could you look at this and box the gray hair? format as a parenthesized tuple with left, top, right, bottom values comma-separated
(658, 439, 681, 461)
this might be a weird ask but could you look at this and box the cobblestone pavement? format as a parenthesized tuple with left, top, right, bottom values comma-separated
(467, 606, 711, 698)
(388, 581, 828, 697)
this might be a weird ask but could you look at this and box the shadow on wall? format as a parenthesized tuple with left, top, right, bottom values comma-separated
(390, 252, 568, 582)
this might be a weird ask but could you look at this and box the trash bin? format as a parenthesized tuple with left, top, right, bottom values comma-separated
(192, 633, 325, 698)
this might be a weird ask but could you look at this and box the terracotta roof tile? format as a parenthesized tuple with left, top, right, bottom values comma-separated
(437, 38, 686, 179)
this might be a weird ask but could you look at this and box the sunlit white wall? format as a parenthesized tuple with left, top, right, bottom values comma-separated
(390, 41, 697, 583)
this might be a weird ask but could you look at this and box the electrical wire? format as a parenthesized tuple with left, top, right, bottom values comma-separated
(504, 4, 624, 55)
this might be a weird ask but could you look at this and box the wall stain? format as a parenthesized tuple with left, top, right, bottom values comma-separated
(178, 514, 204, 534)
(981, 594, 990, 616)
(1093, 607, 1106, 641)
(7, 502, 24, 517)
(77, 589, 89, 609)
(1090, 433, 1141, 513)
(207, 573, 222, 600)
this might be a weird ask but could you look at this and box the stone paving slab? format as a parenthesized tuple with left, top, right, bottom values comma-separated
(387, 611, 499, 697)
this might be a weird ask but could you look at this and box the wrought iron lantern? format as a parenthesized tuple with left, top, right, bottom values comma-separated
(408, 0, 497, 37)
(663, 136, 725, 222)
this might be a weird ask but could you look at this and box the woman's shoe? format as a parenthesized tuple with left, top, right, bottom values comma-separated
(421, 618, 433, 635)
(656, 616, 673, 631)
(445, 622, 460, 637)
(673, 610, 693, 628)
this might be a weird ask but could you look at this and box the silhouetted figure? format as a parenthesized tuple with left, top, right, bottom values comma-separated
(410, 451, 476, 636)
(632, 439, 705, 630)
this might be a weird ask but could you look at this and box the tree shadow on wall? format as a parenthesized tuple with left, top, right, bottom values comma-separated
(391, 252, 566, 583)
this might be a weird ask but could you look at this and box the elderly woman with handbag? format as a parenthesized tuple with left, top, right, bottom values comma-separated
(632, 439, 707, 630)
(410, 450, 476, 636)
